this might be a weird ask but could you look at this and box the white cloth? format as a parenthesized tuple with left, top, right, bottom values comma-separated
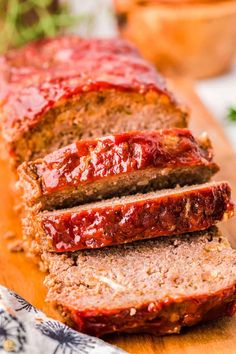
(0, 286, 126, 354)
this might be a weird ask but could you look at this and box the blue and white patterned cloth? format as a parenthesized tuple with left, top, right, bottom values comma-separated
(0, 285, 127, 354)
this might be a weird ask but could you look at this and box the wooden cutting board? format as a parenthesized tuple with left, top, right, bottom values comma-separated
(0, 80, 236, 354)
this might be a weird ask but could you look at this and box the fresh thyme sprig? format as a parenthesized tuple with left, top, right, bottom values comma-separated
(0, 0, 82, 53)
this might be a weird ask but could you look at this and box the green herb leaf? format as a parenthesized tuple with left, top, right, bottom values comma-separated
(0, 0, 86, 53)
(227, 107, 236, 122)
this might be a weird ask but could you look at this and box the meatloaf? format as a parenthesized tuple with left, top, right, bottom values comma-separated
(0, 36, 188, 167)
(0, 36, 140, 104)
(42, 227, 236, 336)
(0, 36, 140, 97)
(17, 129, 219, 211)
(24, 182, 234, 253)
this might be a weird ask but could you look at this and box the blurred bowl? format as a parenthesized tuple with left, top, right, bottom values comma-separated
(115, 0, 236, 78)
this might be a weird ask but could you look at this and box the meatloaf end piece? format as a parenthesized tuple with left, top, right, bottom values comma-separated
(17, 129, 219, 211)
(0, 38, 188, 167)
(24, 182, 234, 253)
(42, 227, 236, 336)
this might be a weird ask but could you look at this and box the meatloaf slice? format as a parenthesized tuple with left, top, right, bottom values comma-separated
(0, 36, 188, 167)
(42, 227, 236, 336)
(17, 129, 218, 211)
(24, 182, 234, 253)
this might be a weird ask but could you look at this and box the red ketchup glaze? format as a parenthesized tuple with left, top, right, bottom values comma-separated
(1, 36, 170, 137)
(0, 36, 140, 97)
(37, 129, 213, 195)
(2, 36, 140, 75)
(68, 286, 236, 336)
(41, 183, 233, 252)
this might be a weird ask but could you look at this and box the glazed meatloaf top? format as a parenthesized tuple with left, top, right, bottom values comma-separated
(0, 36, 140, 101)
(43, 227, 236, 314)
(18, 129, 219, 210)
(0, 36, 179, 141)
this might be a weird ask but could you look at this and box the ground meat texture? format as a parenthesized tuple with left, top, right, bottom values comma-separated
(42, 227, 236, 337)
(24, 182, 234, 253)
(0, 36, 188, 167)
(17, 129, 218, 211)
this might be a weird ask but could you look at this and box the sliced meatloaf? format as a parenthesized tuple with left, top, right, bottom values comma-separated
(42, 227, 236, 336)
(0, 36, 188, 167)
(24, 182, 234, 253)
(17, 129, 219, 211)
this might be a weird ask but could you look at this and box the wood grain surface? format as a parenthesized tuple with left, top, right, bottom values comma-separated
(0, 80, 235, 354)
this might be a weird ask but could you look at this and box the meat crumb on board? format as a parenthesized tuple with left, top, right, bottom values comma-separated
(7, 239, 24, 252)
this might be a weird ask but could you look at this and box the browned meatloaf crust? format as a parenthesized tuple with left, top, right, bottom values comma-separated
(18, 129, 218, 211)
(42, 227, 236, 337)
(24, 182, 234, 253)
(0, 36, 188, 167)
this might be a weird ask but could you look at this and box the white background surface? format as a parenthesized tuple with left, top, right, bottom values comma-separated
(68, 0, 236, 151)
(196, 68, 236, 151)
